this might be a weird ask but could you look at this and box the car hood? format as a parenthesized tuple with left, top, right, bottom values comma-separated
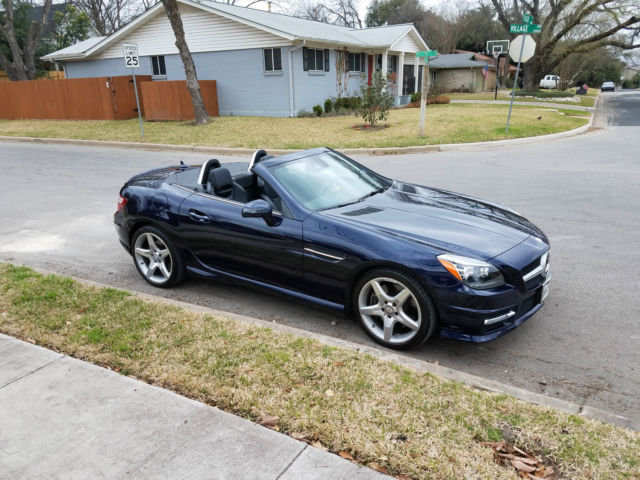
(324, 182, 538, 260)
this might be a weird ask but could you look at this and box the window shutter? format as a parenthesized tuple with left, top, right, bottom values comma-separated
(344, 52, 349, 73)
(303, 47, 309, 71)
(361, 53, 364, 72)
(324, 49, 330, 71)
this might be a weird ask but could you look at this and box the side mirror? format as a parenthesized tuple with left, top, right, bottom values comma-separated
(242, 199, 279, 226)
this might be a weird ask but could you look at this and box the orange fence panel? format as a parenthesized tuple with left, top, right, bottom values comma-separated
(0, 75, 150, 120)
(141, 80, 219, 121)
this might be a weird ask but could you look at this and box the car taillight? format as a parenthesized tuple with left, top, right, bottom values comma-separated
(117, 195, 128, 212)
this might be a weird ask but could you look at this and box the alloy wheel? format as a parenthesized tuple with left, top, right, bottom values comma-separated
(133, 232, 173, 285)
(357, 277, 422, 345)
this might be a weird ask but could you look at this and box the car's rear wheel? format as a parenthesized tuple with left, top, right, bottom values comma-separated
(353, 269, 436, 350)
(132, 226, 184, 287)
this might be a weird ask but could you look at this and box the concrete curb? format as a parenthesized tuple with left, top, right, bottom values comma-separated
(21, 265, 638, 432)
(0, 107, 594, 157)
(451, 99, 594, 111)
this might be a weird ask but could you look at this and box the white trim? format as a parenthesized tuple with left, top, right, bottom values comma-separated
(389, 26, 428, 52)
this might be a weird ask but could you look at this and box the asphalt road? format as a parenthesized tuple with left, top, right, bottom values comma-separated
(1, 91, 639, 424)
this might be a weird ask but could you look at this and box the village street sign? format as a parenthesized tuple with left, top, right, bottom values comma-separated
(416, 50, 437, 58)
(522, 14, 534, 25)
(510, 23, 541, 34)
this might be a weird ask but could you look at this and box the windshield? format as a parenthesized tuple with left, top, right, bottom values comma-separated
(270, 152, 389, 211)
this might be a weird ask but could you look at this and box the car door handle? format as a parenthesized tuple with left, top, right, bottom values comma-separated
(188, 209, 210, 223)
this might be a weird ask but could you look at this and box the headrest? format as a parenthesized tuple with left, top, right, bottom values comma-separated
(249, 149, 268, 172)
(198, 158, 221, 186)
(209, 168, 233, 197)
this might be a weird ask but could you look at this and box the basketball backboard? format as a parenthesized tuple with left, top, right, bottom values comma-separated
(486, 40, 510, 57)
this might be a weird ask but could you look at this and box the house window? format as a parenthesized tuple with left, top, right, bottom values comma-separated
(151, 56, 166, 77)
(303, 47, 329, 72)
(346, 52, 363, 72)
(263, 48, 282, 72)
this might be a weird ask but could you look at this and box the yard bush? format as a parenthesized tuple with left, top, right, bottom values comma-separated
(514, 90, 574, 98)
(411, 91, 421, 103)
(430, 94, 451, 104)
(357, 71, 394, 127)
(323, 98, 333, 114)
(296, 109, 314, 118)
(312, 104, 323, 117)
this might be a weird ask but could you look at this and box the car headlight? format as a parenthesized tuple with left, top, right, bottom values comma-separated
(437, 254, 505, 289)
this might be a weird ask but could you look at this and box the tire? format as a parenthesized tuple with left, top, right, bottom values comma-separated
(131, 226, 185, 288)
(353, 269, 437, 350)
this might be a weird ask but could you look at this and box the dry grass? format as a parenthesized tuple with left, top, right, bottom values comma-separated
(1, 264, 637, 480)
(0, 104, 587, 150)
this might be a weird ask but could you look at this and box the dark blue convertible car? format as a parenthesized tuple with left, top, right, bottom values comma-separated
(114, 148, 550, 350)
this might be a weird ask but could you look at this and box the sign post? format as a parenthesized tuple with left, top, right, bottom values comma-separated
(416, 50, 437, 137)
(122, 43, 144, 139)
(505, 19, 539, 133)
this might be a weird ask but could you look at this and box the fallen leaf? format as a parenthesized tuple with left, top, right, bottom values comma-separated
(291, 431, 310, 442)
(338, 451, 353, 461)
(368, 462, 390, 474)
(397, 475, 412, 480)
(511, 459, 536, 473)
(334, 361, 344, 366)
(325, 389, 334, 397)
(311, 441, 328, 451)
(259, 415, 279, 428)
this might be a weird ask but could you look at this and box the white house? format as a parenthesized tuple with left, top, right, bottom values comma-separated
(43, 0, 428, 117)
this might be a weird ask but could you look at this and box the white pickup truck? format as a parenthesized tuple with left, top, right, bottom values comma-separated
(539, 75, 560, 89)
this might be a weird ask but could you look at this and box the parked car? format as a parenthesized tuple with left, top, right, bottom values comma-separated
(539, 75, 560, 89)
(601, 81, 615, 92)
(114, 148, 550, 350)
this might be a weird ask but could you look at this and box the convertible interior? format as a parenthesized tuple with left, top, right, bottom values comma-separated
(173, 150, 285, 213)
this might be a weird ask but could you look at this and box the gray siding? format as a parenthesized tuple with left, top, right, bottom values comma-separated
(63, 46, 367, 117)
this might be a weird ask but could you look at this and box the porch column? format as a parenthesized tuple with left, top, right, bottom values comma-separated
(414, 57, 418, 93)
(397, 53, 404, 99)
(381, 50, 388, 77)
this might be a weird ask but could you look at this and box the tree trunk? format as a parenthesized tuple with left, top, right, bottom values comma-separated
(161, 0, 208, 125)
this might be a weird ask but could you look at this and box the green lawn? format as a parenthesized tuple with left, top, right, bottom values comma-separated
(0, 104, 588, 150)
(447, 91, 597, 108)
(1, 264, 638, 480)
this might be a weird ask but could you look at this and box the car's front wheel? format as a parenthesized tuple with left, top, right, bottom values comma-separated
(353, 269, 436, 350)
(131, 226, 185, 287)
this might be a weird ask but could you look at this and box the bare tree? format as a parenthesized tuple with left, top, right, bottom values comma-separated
(421, 6, 467, 54)
(75, 0, 137, 35)
(490, 0, 640, 89)
(161, 0, 208, 125)
(0, 0, 52, 80)
(295, 0, 362, 28)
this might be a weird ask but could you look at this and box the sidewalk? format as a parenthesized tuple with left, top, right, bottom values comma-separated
(0, 334, 386, 479)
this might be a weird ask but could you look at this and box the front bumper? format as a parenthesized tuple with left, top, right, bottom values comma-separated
(435, 237, 550, 342)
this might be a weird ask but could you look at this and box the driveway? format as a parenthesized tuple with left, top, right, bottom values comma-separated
(1, 91, 638, 424)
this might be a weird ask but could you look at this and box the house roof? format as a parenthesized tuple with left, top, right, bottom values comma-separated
(429, 53, 487, 70)
(42, 0, 427, 61)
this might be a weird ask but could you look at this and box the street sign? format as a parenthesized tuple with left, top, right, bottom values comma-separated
(122, 43, 144, 139)
(522, 14, 534, 25)
(122, 43, 140, 68)
(509, 23, 541, 34)
(416, 50, 437, 58)
(509, 35, 536, 63)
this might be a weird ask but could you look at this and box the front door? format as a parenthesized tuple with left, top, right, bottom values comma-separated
(178, 193, 304, 291)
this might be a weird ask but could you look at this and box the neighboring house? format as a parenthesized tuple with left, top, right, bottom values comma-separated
(42, 0, 428, 117)
(622, 66, 639, 86)
(428, 53, 489, 93)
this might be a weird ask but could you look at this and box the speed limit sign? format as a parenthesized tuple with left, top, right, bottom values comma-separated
(122, 43, 140, 68)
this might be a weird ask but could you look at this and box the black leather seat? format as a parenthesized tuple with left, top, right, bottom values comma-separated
(207, 168, 248, 203)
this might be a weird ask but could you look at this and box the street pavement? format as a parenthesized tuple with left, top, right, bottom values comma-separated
(0, 91, 639, 427)
(0, 334, 386, 479)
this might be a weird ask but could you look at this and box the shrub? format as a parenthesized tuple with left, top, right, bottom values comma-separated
(312, 104, 323, 117)
(430, 94, 450, 104)
(357, 71, 394, 128)
(410, 91, 421, 103)
(296, 109, 314, 118)
(323, 98, 333, 114)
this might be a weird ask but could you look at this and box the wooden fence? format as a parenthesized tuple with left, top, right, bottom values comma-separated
(0, 75, 150, 120)
(141, 80, 219, 121)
